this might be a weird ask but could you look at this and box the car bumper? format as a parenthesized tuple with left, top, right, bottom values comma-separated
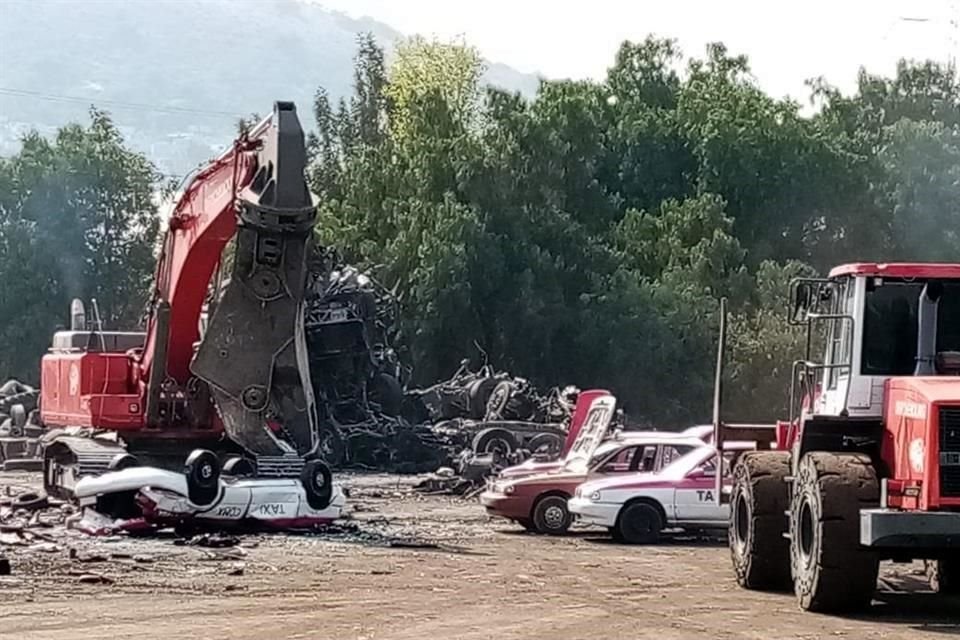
(479, 491, 530, 520)
(568, 497, 619, 528)
(860, 508, 960, 549)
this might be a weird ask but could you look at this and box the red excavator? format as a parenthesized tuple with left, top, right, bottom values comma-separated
(713, 263, 960, 613)
(39, 102, 336, 518)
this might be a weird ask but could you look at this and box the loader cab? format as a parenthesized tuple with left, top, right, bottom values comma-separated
(792, 263, 960, 421)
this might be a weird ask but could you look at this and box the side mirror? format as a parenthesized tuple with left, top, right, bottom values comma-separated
(789, 278, 832, 325)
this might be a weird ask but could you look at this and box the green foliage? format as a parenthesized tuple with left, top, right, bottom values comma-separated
(304, 35, 959, 424)
(3, 33, 957, 427)
(0, 109, 160, 381)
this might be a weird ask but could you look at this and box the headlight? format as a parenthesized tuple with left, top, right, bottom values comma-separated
(503, 484, 515, 495)
(589, 491, 601, 501)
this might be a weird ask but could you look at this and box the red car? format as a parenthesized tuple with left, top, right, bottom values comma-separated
(480, 394, 704, 534)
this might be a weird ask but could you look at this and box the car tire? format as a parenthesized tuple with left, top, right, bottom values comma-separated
(790, 452, 879, 612)
(301, 459, 334, 510)
(616, 501, 663, 544)
(516, 518, 536, 532)
(729, 451, 792, 591)
(531, 495, 572, 535)
(107, 453, 140, 471)
(184, 449, 220, 506)
(222, 456, 256, 478)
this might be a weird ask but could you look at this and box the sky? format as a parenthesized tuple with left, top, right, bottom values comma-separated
(316, 0, 959, 104)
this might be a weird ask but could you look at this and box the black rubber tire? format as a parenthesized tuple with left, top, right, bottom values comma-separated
(616, 501, 664, 544)
(527, 432, 563, 457)
(926, 557, 960, 594)
(516, 518, 536, 532)
(471, 428, 519, 457)
(107, 453, 140, 471)
(467, 378, 499, 419)
(13, 492, 48, 511)
(730, 451, 792, 591)
(184, 449, 220, 506)
(369, 372, 403, 417)
(790, 452, 879, 612)
(531, 495, 572, 535)
(609, 526, 625, 542)
(484, 381, 513, 420)
(301, 459, 334, 510)
(222, 456, 255, 478)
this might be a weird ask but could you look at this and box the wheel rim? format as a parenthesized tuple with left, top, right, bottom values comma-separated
(734, 492, 749, 552)
(484, 438, 511, 456)
(543, 504, 565, 529)
(314, 470, 327, 490)
(799, 498, 815, 563)
(200, 463, 213, 480)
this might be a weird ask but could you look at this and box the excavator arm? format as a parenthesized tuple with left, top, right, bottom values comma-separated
(140, 102, 319, 458)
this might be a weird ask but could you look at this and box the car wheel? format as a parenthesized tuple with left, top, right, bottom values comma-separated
(532, 495, 572, 535)
(107, 453, 140, 471)
(184, 449, 220, 506)
(616, 501, 663, 544)
(222, 456, 256, 478)
(301, 459, 334, 510)
(516, 518, 536, 532)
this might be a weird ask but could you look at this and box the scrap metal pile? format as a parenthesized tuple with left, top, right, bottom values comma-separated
(0, 380, 45, 471)
(303, 249, 578, 475)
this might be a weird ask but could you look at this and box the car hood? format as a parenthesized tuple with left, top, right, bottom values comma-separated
(562, 393, 616, 469)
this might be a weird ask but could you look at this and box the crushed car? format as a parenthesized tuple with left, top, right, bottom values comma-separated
(567, 439, 757, 544)
(69, 449, 345, 534)
(479, 393, 710, 534)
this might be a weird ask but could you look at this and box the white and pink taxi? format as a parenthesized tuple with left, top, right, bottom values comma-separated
(567, 440, 754, 544)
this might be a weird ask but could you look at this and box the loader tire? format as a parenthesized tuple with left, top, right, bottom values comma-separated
(730, 451, 792, 591)
(790, 452, 879, 612)
(184, 449, 220, 506)
(926, 557, 960, 594)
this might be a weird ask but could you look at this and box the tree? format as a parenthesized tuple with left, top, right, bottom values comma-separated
(0, 109, 160, 381)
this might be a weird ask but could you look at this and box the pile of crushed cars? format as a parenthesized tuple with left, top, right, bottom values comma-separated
(0, 380, 46, 471)
(303, 248, 580, 478)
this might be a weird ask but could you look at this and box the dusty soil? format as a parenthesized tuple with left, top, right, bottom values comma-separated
(0, 472, 956, 640)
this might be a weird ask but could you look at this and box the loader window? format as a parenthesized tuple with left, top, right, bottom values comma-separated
(861, 282, 919, 375)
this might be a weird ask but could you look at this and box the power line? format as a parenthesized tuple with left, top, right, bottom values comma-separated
(0, 87, 244, 119)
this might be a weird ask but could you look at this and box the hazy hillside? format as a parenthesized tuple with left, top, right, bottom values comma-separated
(0, 0, 541, 174)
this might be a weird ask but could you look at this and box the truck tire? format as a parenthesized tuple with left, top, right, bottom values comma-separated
(926, 558, 960, 594)
(467, 378, 498, 419)
(531, 495, 572, 535)
(790, 452, 879, 612)
(472, 428, 518, 457)
(615, 501, 664, 544)
(730, 451, 791, 591)
(184, 449, 220, 506)
(527, 433, 563, 456)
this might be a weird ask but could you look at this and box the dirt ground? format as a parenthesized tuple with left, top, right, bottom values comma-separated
(0, 472, 956, 640)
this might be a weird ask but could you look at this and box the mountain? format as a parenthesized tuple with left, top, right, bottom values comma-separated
(0, 0, 541, 175)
